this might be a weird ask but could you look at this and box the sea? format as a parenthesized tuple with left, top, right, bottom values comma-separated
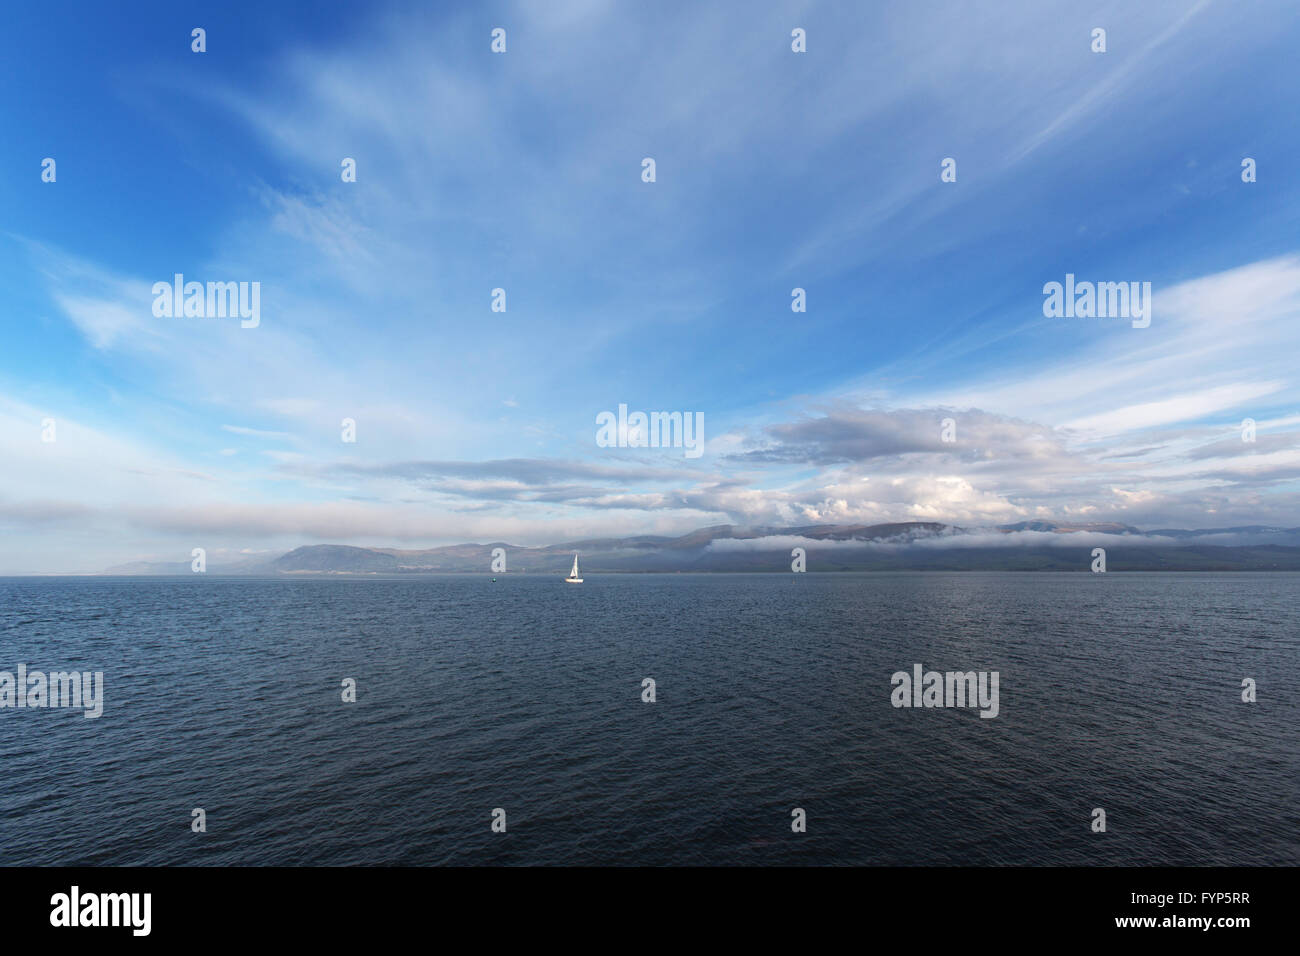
(0, 572, 1295, 866)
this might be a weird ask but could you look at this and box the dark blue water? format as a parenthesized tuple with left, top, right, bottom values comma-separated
(0, 573, 1295, 865)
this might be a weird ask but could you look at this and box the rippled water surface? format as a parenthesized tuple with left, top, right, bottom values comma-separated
(0, 573, 1295, 865)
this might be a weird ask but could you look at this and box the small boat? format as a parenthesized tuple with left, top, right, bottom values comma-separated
(564, 553, 583, 584)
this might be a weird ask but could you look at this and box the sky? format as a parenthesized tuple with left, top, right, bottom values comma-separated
(2, 0, 1300, 572)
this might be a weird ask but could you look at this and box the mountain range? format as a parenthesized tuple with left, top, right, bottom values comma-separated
(99, 521, 1300, 574)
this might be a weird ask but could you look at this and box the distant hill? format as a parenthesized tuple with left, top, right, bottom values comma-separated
(275, 545, 401, 572)
(98, 521, 1300, 573)
(996, 520, 1143, 535)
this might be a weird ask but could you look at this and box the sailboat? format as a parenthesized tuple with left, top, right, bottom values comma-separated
(564, 553, 583, 584)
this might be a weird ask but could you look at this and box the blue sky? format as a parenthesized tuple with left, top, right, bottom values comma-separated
(3, 0, 1300, 572)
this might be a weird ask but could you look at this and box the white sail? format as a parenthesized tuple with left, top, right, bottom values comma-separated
(570, 554, 580, 577)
